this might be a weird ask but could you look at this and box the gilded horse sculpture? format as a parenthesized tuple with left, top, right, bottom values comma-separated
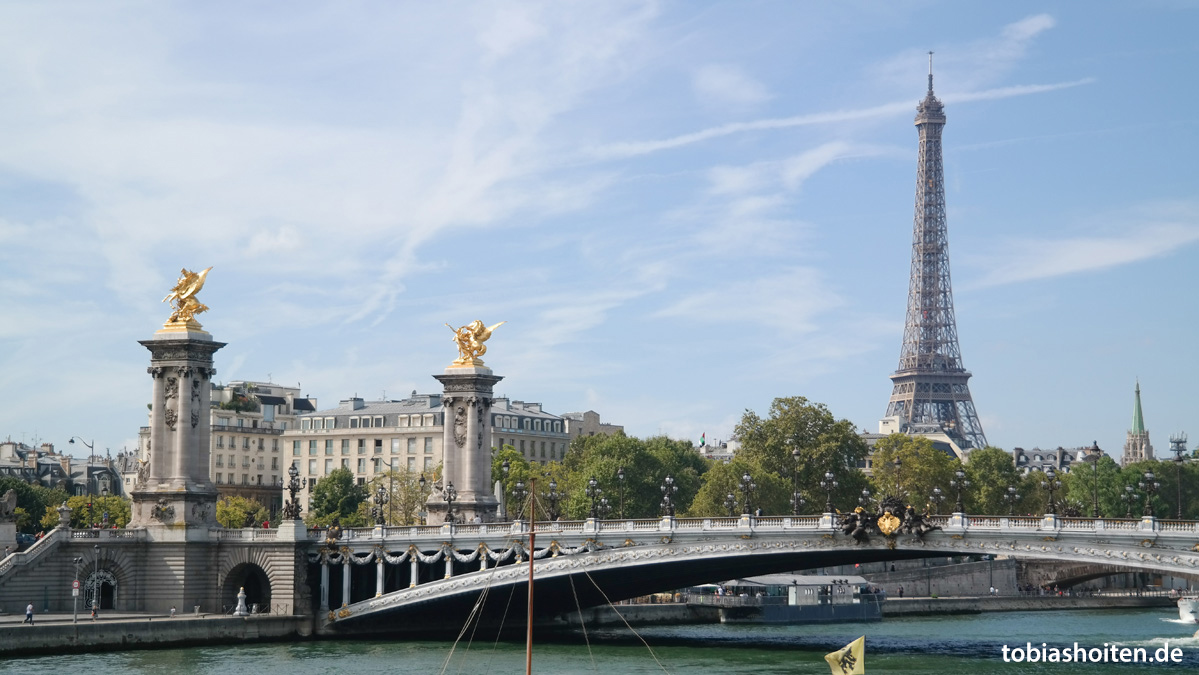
(445, 320, 505, 367)
(162, 267, 213, 327)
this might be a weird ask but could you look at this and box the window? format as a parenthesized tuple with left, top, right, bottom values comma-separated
(541, 442, 546, 458)
(391, 438, 400, 454)
(301, 419, 310, 431)
(424, 437, 433, 454)
(241, 473, 248, 485)
(534, 420, 541, 431)
(243, 456, 250, 468)
(237, 418, 244, 428)
(258, 439, 264, 450)
(423, 414, 434, 426)
(350, 417, 359, 429)
(215, 455, 223, 467)
(399, 415, 409, 427)
(215, 472, 222, 483)
(358, 439, 366, 455)
(324, 459, 333, 474)
(308, 459, 316, 475)
(216, 435, 224, 448)
(293, 440, 301, 456)
(325, 417, 335, 429)
(408, 457, 416, 470)
(341, 439, 350, 455)
(271, 439, 278, 451)
(374, 439, 383, 454)
(325, 439, 334, 455)
(357, 477, 365, 486)
(361, 417, 371, 429)
(242, 438, 250, 450)
(357, 458, 366, 473)
(342, 458, 350, 469)
(424, 456, 433, 469)
(271, 457, 278, 470)
(309, 440, 318, 456)
(218, 417, 229, 426)
(374, 416, 384, 428)
(520, 440, 526, 454)
(407, 438, 417, 454)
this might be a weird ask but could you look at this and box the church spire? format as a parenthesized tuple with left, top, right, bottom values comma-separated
(1122, 379, 1153, 466)
(1131, 379, 1145, 435)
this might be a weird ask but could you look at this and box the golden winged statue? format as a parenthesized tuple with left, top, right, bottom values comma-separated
(446, 320, 505, 367)
(163, 267, 213, 328)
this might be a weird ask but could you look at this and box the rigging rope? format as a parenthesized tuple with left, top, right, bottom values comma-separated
(581, 567, 672, 674)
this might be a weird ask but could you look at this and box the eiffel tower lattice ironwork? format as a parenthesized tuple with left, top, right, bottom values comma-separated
(884, 54, 987, 451)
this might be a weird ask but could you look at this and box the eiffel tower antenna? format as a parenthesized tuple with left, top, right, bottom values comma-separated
(883, 62, 988, 452)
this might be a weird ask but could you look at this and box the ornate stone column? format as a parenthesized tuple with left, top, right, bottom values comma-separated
(320, 559, 330, 611)
(429, 367, 502, 523)
(341, 556, 351, 607)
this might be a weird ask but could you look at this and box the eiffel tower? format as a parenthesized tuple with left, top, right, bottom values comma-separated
(884, 54, 988, 451)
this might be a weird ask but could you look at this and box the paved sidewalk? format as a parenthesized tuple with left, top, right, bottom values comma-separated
(0, 611, 218, 626)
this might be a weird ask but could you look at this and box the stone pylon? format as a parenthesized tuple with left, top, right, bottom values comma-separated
(428, 366, 503, 523)
(128, 325, 224, 535)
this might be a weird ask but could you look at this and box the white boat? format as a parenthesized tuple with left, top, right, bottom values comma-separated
(1178, 596, 1199, 623)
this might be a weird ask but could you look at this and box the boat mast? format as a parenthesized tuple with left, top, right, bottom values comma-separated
(526, 476, 536, 675)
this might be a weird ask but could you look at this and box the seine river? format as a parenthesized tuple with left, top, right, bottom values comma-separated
(5, 608, 1198, 674)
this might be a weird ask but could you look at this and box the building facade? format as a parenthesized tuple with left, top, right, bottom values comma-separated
(561, 410, 624, 440)
(0, 441, 121, 496)
(283, 392, 574, 515)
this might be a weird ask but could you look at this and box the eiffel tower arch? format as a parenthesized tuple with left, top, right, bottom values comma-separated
(883, 55, 987, 453)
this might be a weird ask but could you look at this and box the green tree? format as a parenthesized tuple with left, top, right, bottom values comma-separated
(868, 435, 958, 512)
(964, 447, 1023, 514)
(216, 496, 269, 529)
(734, 396, 869, 511)
(44, 495, 132, 529)
(0, 478, 68, 532)
(686, 458, 790, 516)
(307, 467, 366, 526)
(558, 434, 699, 519)
(365, 467, 434, 525)
(1062, 454, 1122, 517)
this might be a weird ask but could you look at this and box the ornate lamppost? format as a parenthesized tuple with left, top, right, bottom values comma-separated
(541, 479, 562, 521)
(893, 458, 903, 496)
(442, 482, 458, 524)
(617, 466, 626, 519)
(92, 543, 101, 619)
(371, 484, 390, 526)
(820, 471, 837, 514)
(1122, 485, 1138, 518)
(418, 474, 428, 524)
(1140, 470, 1160, 517)
(586, 476, 603, 519)
(282, 463, 307, 520)
(723, 493, 737, 517)
(1041, 467, 1061, 516)
(597, 497, 612, 519)
(660, 475, 678, 517)
(72, 555, 83, 624)
(1003, 486, 1020, 516)
(858, 489, 872, 509)
(791, 490, 806, 516)
(510, 480, 529, 519)
(930, 487, 945, 515)
(1082, 446, 1101, 518)
(950, 468, 970, 513)
(740, 471, 756, 515)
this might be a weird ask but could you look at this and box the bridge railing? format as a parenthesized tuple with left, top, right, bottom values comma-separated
(69, 528, 146, 540)
(306, 512, 1190, 545)
(0, 527, 65, 579)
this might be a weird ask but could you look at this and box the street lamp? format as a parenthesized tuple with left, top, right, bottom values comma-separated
(511, 480, 529, 518)
(585, 476, 603, 519)
(92, 544, 101, 619)
(893, 458, 903, 496)
(1122, 484, 1138, 518)
(1004, 486, 1020, 516)
(950, 468, 970, 514)
(282, 464, 307, 520)
(371, 484, 390, 526)
(542, 479, 563, 521)
(820, 471, 837, 514)
(858, 489, 872, 509)
(617, 466, 626, 519)
(930, 487, 945, 515)
(598, 496, 612, 519)
(1170, 437, 1187, 519)
(72, 556, 83, 623)
(740, 471, 756, 515)
(791, 490, 806, 516)
(442, 482, 458, 524)
(723, 493, 737, 517)
(659, 475, 678, 517)
(1083, 445, 1101, 518)
(69, 437, 97, 496)
(418, 473, 428, 525)
(1041, 467, 1061, 516)
(1140, 470, 1160, 517)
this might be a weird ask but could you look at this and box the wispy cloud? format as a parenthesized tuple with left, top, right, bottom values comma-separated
(587, 79, 1091, 160)
(692, 64, 772, 108)
(966, 209, 1199, 288)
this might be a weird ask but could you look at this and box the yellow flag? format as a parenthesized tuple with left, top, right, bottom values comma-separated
(824, 636, 865, 675)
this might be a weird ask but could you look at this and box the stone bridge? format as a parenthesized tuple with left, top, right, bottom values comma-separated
(311, 513, 1199, 635)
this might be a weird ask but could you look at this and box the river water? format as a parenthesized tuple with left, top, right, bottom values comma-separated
(6, 608, 1198, 674)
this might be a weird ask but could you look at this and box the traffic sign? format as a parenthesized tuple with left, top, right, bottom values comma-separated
(72, 580, 80, 589)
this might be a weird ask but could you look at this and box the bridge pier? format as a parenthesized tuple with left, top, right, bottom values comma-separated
(341, 557, 351, 607)
(320, 561, 330, 611)
(376, 558, 384, 597)
(410, 557, 419, 588)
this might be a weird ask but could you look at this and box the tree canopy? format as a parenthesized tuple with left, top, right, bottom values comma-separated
(307, 467, 367, 526)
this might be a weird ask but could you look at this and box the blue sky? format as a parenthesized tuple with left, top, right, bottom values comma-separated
(1, 2, 1197, 459)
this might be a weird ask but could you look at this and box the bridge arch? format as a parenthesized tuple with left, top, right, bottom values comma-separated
(217, 547, 284, 614)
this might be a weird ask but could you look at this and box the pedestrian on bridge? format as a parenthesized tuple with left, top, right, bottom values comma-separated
(23, 602, 33, 625)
